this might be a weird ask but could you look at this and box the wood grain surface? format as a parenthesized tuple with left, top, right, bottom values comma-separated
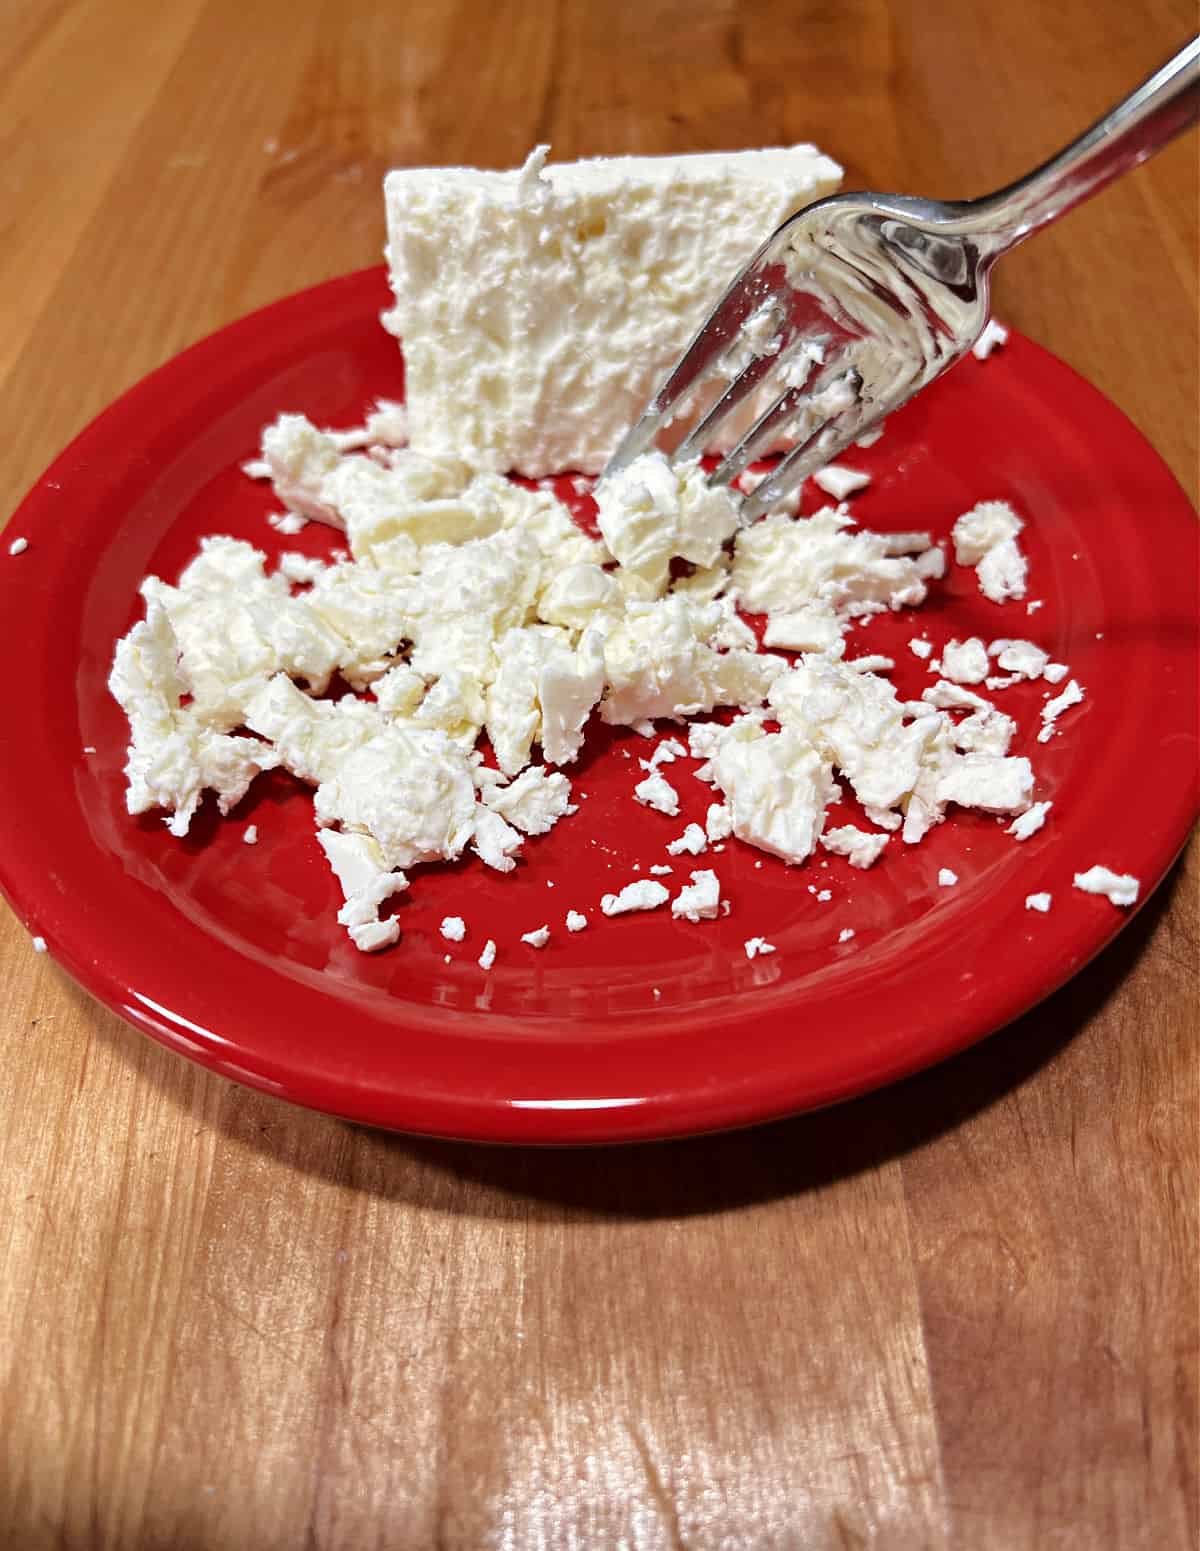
(1, 2, 1196, 1547)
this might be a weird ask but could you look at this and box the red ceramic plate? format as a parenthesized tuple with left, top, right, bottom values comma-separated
(0, 267, 1196, 1143)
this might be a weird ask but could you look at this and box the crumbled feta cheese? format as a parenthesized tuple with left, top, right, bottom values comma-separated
(440, 915, 467, 941)
(704, 802, 733, 841)
(1008, 801, 1052, 840)
(565, 910, 588, 932)
(837, 928, 855, 943)
(478, 939, 497, 969)
(711, 719, 837, 864)
(633, 769, 681, 816)
(471, 806, 523, 872)
(648, 864, 673, 876)
(940, 638, 990, 685)
(820, 825, 889, 869)
(1073, 865, 1139, 907)
(971, 319, 1009, 360)
(1042, 662, 1070, 685)
(937, 868, 958, 887)
(8, 537, 29, 556)
(1025, 892, 1052, 912)
(1040, 679, 1085, 737)
(594, 451, 741, 587)
(31, 935, 47, 953)
(952, 501, 1023, 565)
(667, 823, 708, 856)
(977, 536, 1028, 603)
(384, 146, 842, 476)
(243, 825, 258, 845)
(600, 879, 671, 916)
(909, 638, 933, 660)
(995, 639, 1049, 679)
(812, 464, 871, 500)
(743, 936, 776, 959)
(671, 869, 721, 922)
(482, 765, 576, 834)
(521, 925, 551, 948)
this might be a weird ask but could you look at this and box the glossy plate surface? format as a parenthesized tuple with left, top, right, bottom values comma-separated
(0, 267, 1196, 1143)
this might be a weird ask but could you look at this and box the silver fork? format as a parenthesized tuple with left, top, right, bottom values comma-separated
(605, 37, 1199, 523)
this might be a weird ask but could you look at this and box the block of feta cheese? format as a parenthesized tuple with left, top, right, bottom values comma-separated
(383, 144, 842, 476)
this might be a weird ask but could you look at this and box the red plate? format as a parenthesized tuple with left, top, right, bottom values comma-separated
(0, 267, 1196, 1143)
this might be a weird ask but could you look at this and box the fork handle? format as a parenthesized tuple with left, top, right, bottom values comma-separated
(972, 36, 1200, 253)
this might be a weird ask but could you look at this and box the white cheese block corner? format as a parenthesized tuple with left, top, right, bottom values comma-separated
(383, 145, 843, 477)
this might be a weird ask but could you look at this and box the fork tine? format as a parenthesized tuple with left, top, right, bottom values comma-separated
(737, 376, 865, 523)
(604, 253, 777, 475)
(672, 346, 784, 464)
(709, 356, 854, 490)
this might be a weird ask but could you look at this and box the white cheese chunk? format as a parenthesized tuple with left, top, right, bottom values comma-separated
(478, 939, 497, 969)
(384, 145, 842, 475)
(1008, 801, 1052, 840)
(1073, 865, 1139, 907)
(594, 452, 740, 588)
(667, 823, 708, 856)
(565, 910, 588, 932)
(521, 925, 551, 948)
(482, 764, 575, 834)
(820, 825, 889, 869)
(671, 869, 721, 922)
(1025, 892, 1052, 912)
(972, 319, 1010, 360)
(939, 638, 990, 685)
(600, 879, 671, 916)
(952, 500, 1023, 565)
(743, 936, 776, 959)
(711, 719, 836, 864)
(812, 464, 871, 500)
(937, 868, 958, 887)
(633, 769, 681, 815)
(440, 916, 467, 941)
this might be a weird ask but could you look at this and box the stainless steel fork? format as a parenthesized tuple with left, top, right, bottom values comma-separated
(605, 37, 1199, 522)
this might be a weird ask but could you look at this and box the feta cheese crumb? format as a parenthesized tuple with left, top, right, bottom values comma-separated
(704, 802, 733, 841)
(648, 864, 673, 876)
(940, 638, 990, 685)
(243, 825, 258, 845)
(1008, 801, 1052, 840)
(909, 638, 933, 660)
(671, 868, 721, 922)
(600, 879, 670, 916)
(667, 823, 708, 856)
(952, 501, 1028, 602)
(816, 888, 832, 902)
(1041, 679, 1085, 734)
(565, 910, 587, 932)
(1073, 865, 1139, 907)
(521, 925, 551, 948)
(8, 537, 29, 556)
(937, 868, 959, 887)
(971, 319, 1010, 360)
(995, 639, 1050, 680)
(633, 769, 681, 815)
(478, 938, 497, 969)
(820, 825, 889, 869)
(813, 464, 871, 500)
(440, 915, 467, 942)
(837, 928, 856, 943)
(31, 935, 47, 953)
(1026, 599, 1044, 615)
(743, 936, 776, 959)
(1042, 662, 1070, 685)
(1025, 892, 1052, 912)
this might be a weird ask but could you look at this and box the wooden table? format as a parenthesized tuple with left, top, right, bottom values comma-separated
(2, 3, 1196, 1546)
